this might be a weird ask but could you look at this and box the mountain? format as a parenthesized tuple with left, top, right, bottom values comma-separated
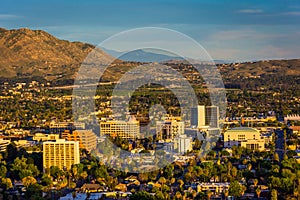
(0, 27, 299, 86)
(103, 48, 234, 64)
(220, 59, 300, 78)
(103, 49, 183, 62)
(0, 27, 113, 82)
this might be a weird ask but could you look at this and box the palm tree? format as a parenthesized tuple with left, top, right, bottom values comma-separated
(158, 177, 166, 192)
(253, 179, 258, 187)
(224, 190, 229, 199)
(175, 191, 182, 200)
(207, 190, 212, 200)
(256, 187, 261, 198)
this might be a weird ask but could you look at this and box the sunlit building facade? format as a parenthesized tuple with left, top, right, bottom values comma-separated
(43, 139, 80, 171)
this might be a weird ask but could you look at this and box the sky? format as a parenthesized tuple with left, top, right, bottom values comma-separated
(0, 0, 300, 61)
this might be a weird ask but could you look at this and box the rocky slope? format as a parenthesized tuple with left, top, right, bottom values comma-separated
(0, 27, 112, 82)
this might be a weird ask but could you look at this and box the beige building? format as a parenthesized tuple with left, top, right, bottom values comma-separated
(224, 127, 265, 151)
(43, 139, 80, 171)
(0, 139, 10, 152)
(62, 130, 97, 152)
(33, 133, 60, 142)
(156, 117, 184, 141)
(197, 182, 230, 194)
(100, 119, 140, 140)
(49, 121, 85, 134)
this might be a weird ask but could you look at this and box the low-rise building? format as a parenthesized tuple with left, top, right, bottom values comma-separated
(100, 118, 140, 140)
(224, 127, 265, 151)
(174, 134, 193, 154)
(197, 182, 230, 194)
(49, 121, 85, 134)
(0, 139, 10, 152)
(33, 133, 60, 142)
(62, 129, 97, 152)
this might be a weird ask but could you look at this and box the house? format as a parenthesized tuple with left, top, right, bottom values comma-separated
(81, 183, 103, 193)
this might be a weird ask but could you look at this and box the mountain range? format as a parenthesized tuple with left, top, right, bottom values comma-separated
(0, 27, 299, 85)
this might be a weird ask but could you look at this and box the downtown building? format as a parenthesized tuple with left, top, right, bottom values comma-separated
(224, 127, 265, 151)
(156, 116, 185, 141)
(100, 118, 140, 140)
(49, 121, 85, 134)
(191, 105, 220, 129)
(43, 139, 80, 171)
(174, 134, 193, 154)
(61, 129, 97, 152)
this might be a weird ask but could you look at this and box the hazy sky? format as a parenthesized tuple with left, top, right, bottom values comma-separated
(1, 0, 300, 61)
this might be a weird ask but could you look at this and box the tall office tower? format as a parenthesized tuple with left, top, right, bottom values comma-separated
(100, 118, 140, 140)
(156, 118, 185, 141)
(43, 139, 80, 171)
(191, 105, 206, 128)
(205, 105, 220, 128)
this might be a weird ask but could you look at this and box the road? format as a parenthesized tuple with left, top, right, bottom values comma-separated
(275, 129, 285, 161)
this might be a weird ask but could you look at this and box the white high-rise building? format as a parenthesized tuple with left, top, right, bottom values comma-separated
(191, 105, 206, 128)
(174, 134, 193, 154)
(191, 105, 219, 129)
(43, 139, 80, 171)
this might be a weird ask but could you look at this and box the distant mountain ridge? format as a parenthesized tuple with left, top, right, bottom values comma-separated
(105, 49, 183, 62)
(103, 48, 234, 64)
(0, 27, 299, 85)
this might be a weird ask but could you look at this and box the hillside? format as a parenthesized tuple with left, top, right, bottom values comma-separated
(0, 27, 299, 87)
(220, 59, 300, 78)
(0, 27, 113, 82)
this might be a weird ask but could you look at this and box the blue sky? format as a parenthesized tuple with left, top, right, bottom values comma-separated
(0, 0, 300, 61)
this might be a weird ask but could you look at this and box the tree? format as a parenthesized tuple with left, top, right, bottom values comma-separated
(10, 157, 39, 179)
(229, 180, 243, 198)
(0, 177, 12, 190)
(175, 191, 182, 200)
(41, 174, 52, 188)
(25, 183, 43, 200)
(154, 191, 165, 200)
(224, 190, 229, 199)
(158, 177, 166, 192)
(271, 189, 278, 200)
(256, 187, 261, 198)
(184, 172, 192, 183)
(194, 138, 201, 150)
(50, 166, 64, 180)
(177, 179, 184, 191)
(138, 173, 149, 183)
(273, 153, 280, 162)
(253, 179, 258, 187)
(22, 176, 37, 188)
(207, 190, 212, 200)
(0, 165, 7, 178)
(231, 167, 238, 178)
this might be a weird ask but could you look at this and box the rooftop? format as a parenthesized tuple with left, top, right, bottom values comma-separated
(226, 127, 259, 133)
